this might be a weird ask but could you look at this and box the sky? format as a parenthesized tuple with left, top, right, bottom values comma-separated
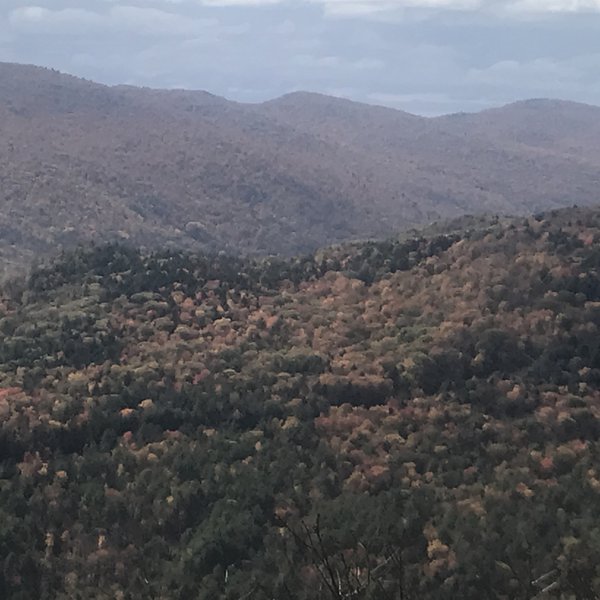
(0, 1, 599, 115)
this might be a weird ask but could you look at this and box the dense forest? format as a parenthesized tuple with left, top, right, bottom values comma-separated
(1, 207, 600, 598)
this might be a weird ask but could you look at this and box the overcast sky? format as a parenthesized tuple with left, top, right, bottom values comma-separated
(1, 0, 599, 115)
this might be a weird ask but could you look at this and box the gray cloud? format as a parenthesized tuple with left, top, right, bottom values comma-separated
(9, 5, 218, 35)
(1, 0, 599, 114)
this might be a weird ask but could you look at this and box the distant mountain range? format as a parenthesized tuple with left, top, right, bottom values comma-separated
(1, 61, 600, 271)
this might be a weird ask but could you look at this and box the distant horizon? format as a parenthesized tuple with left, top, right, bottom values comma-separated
(1, 0, 599, 117)
(4, 59, 600, 118)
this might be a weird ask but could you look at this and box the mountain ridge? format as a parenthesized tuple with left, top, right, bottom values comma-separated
(4, 61, 599, 117)
(1, 61, 600, 274)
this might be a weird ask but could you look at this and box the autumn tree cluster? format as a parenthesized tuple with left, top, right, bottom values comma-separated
(1, 207, 600, 599)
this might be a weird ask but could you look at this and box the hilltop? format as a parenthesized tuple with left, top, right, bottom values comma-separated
(1, 207, 600, 597)
(1, 62, 600, 272)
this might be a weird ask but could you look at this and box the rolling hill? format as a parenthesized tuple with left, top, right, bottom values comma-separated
(1, 62, 600, 273)
(1, 207, 600, 597)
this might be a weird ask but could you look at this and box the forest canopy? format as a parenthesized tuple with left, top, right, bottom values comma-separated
(1, 208, 600, 598)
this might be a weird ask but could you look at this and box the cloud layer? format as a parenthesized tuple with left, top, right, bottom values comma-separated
(1, 0, 599, 114)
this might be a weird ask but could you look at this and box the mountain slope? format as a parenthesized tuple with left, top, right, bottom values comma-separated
(260, 93, 600, 214)
(1, 207, 600, 597)
(2, 62, 600, 273)
(437, 99, 600, 158)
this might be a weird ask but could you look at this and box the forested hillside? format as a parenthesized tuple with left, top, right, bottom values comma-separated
(1, 207, 600, 598)
(2, 61, 600, 272)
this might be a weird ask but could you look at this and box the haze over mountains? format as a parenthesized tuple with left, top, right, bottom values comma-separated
(1, 61, 600, 271)
(3, 57, 600, 599)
